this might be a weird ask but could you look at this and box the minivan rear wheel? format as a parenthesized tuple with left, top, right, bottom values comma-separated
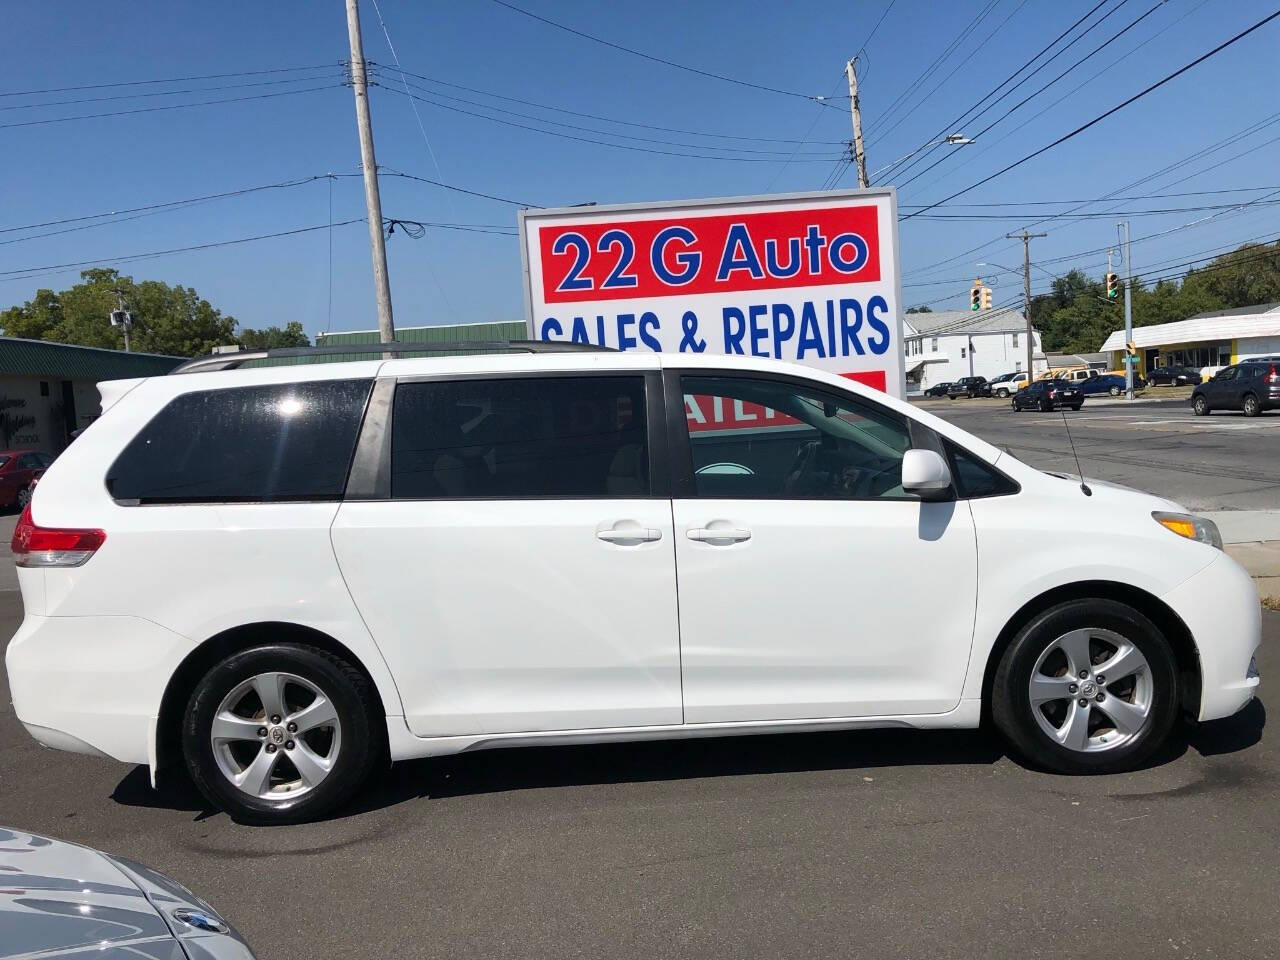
(991, 599, 1179, 774)
(183, 643, 377, 823)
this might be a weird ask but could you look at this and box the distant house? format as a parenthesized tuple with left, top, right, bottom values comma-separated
(902, 308, 1046, 393)
(1099, 301, 1280, 375)
(0, 338, 181, 453)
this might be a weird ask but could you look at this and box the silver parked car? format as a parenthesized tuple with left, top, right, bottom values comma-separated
(0, 826, 255, 959)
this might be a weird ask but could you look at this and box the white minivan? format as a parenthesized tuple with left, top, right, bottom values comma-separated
(6, 343, 1261, 823)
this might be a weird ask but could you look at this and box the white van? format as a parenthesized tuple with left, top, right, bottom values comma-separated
(5, 343, 1260, 823)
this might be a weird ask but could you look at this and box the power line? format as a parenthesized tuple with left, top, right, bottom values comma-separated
(372, 62, 846, 145)
(0, 71, 349, 112)
(904, 109, 1280, 282)
(888, 0, 1117, 185)
(901, 0, 1214, 199)
(379, 77, 839, 156)
(857, 0, 899, 54)
(378, 168, 539, 207)
(0, 174, 355, 239)
(900, 8, 1280, 221)
(0, 220, 367, 281)
(376, 84, 845, 163)
(0, 83, 342, 129)
(861, 0, 1002, 141)
(0, 215, 520, 285)
(897, 0, 1166, 191)
(486, 0, 825, 101)
(0, 63, 343, 99)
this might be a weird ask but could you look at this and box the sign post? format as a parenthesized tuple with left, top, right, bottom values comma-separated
(520, 188, 907, 399)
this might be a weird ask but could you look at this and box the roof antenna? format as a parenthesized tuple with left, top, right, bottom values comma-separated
(1061, 410, 1092, 496)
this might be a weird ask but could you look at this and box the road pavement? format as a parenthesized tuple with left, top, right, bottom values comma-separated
(919, 396, 1280, 511)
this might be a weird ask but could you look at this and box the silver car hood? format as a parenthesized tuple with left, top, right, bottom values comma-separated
(0, 826, 254, 959)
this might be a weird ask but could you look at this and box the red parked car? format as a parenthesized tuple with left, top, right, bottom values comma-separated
(0, 450, 55, 510)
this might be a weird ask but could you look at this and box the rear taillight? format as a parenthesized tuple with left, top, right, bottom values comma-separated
(1267, 364, 1279, 384)
(11, 505, 105, 568)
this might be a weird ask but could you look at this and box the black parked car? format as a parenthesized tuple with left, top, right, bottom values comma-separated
(1147, 365, 1202, 386)
(1192, 361, 1280, 417)
(946, 376, 990, 399)
(923, 382, 952, 397)
(1011, 379, 1084, 412)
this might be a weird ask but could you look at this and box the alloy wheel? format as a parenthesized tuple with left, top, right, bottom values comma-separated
(1028, 628, 1152, 753)
(210, 671, 342, 800)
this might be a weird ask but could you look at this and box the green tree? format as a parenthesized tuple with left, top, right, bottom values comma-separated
(237, 321, 310, 350)
(0, 268, 236, 356)
(906, 305, 933, 313)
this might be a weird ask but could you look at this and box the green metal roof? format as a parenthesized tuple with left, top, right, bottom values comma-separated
(317, 322, 526, 346)
(308, 322, 530, 363)
(0, 337, 182, 380)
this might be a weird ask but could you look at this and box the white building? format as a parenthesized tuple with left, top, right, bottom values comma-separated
(902, 307, 1045, 393)
(1099, 301, 1280, 376)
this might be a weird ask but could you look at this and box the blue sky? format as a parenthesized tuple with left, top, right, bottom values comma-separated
(3, 0, 1278, 336)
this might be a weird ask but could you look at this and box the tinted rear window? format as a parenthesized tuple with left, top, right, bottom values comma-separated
(391, 376, 648, 499)
(107, 380, 372, 504)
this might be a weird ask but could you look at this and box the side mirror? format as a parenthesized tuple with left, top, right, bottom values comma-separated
(902, 449, 952, 500)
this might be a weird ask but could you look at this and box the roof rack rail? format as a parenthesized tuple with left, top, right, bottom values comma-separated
(170, 339, 614, 374)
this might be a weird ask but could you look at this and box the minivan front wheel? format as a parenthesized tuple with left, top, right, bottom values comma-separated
(183, 643, 378, 823)
(992, 599, 1178, 774)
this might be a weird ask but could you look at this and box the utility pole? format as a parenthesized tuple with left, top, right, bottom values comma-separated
(1008, 231, 1046, 381)
(845, 57, 869, 188)
(345, 0, 395, 341)
(1121, 220, 1134, 400)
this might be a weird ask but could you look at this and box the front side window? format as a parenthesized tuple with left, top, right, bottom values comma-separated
(106, 379, 372, 504)
(1215, 367, 1238, 382)
(391, 376, 648, 499)
(679, 375, 913, 501)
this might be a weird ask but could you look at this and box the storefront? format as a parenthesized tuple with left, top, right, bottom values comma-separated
(1100, 302, 1280, 376)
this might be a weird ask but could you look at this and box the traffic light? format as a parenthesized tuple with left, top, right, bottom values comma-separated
(970, 283, 982, 311)
(1106, 272, 1120, 299)
(980, 287, 992, 310)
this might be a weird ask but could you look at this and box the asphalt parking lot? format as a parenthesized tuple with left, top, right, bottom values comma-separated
(918, 394, 1280, 511)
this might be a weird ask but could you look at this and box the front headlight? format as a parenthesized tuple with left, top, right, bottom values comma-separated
(1152, 511, 1223, 550)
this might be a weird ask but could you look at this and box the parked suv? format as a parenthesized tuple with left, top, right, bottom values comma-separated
(946, 376, 990, 399)
(1192, 361, 1280, 417)
(6, 344, 1260, 823)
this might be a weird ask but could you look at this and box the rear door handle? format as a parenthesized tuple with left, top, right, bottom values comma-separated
(596, 524, 662, 544)
(687, 526, 752, 544)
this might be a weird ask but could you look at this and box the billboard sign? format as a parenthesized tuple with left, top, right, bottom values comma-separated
(520, 188, 906, 397)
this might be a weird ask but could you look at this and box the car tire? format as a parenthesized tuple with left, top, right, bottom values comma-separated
(1109, 386, 1121, 397)
(15, 485, 32, 509)
(183, 643, 379, 824)
(1192, 394, 1209, 416)
(991, 598, 1179, 774)
(997, 389, 1009, 398)
(1243, 393, 1260, 417)
(1070, 403, 1083, 411)
(1010, 398, 1019, 411)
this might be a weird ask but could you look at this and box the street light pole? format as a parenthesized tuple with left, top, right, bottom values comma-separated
(1122, 220, 1134, 400)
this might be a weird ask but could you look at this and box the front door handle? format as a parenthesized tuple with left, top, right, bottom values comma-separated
(687, 526, 752, 544)
(596, 523, 662, 544)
